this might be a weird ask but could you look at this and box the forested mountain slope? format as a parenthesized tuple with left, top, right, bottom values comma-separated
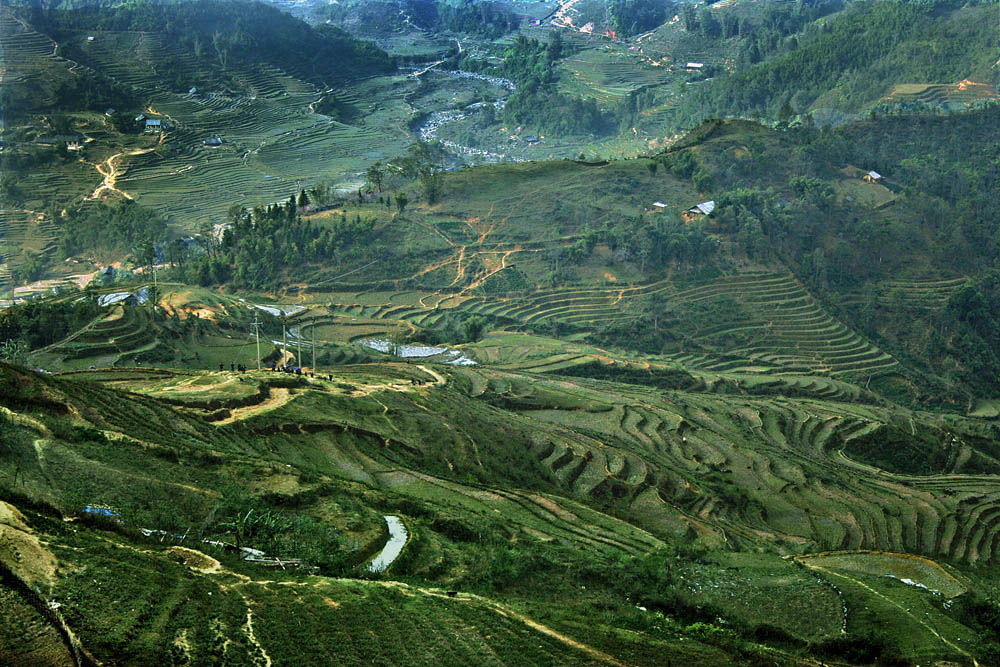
(675, 0, 999, 124)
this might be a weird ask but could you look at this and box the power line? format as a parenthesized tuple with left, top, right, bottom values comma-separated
(251, 312, 261, 370)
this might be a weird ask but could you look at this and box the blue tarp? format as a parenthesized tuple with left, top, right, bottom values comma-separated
(82, 505, 119, 517)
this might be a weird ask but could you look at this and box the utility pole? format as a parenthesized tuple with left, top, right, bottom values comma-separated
(282, 315, 287, 365)
(311, 319, 316, 371)
(251, 312, 261, 370)
(297, 318, 302, 368)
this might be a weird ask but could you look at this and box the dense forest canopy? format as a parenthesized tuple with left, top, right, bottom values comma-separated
(608, 0, 674, 38)
(405, 0, 521, 38)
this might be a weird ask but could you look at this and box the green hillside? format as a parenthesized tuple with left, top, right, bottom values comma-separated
(2, 348, 1000, 664)
(3, 2, 1000, 663)
(21, 0, 394, 88)
(676, 0, 999, 124)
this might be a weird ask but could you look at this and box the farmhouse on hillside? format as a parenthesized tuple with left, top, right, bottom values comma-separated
(145, 119, 164, 132)
(687, 200, 715, 215)
(35, 135, 81, 146)
(686, 62, 704, 71)
(682, 200, 715, 222)
(864, 170, 883, 183)
(202, 137, 223, 147)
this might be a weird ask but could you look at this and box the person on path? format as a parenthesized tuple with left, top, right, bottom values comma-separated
(219, 362, 224, 372)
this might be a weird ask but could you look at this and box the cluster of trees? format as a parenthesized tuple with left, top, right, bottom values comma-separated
(0, 63, 138, 123)
(540, 213, 718, 288)
(497, 35, 610, 137)
(405, 0, 520, 39)
(173, 199, 385, 289)
(53, 70, 140, 115)
(0, 295, 102, 351)
(657, 150, 714, 192)
(56, 200, 168, 259)
(366, 141, 446, 204)
(608, 0, 673, 38)
(608, 214, 718, 271)
(942, 273, 1000, 392)
(23, 0, 393, 90)
(312, 93, 357, 123)
(682, 0, 841, 52)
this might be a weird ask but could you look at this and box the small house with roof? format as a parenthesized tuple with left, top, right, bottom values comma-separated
(35, 135, 81, 146)
(145, 118, 164, 132)
(687, 200, 715, 215)
(202, 137, 223, 147)
(682, 200, 715, 222)
(864, 170, 883, 184)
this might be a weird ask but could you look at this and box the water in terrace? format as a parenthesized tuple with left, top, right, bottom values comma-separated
(361, 338, 477, 365)
(368, 515, 408, 572)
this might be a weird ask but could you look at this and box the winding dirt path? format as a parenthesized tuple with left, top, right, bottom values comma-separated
(86, 146, 157, 200)
(216, 387, 291, 425)
(551, 0, 585, 30)
(235, 589, 273, 667)
(415, 364, 446, 387)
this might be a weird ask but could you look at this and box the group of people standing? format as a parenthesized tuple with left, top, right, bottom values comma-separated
(217, 360, 332, 383)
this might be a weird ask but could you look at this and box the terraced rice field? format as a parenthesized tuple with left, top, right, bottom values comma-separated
(0, 210, 60, 285)
(42, 303, 167, 366)
(179, 356, 1000, 567)
(667, 272, 897, 376)
(107, 72, 415, 228)
(437, 367, 1000, 566)
(0, 12, 58, 72)
(843, 277, 967, 311)
(325, 270, 896, 378)
(1, 17, 420, 229)
(0, 12, 82, 283)
(885, 81, 1000, 108)
(558, 49, 674, 104)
